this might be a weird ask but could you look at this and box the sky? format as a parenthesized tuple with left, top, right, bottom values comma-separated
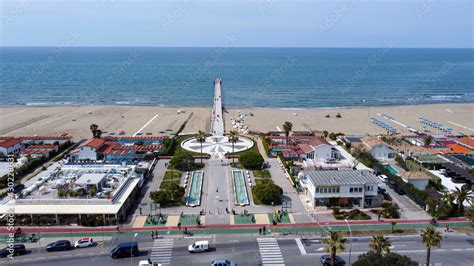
(0, 0, 472, 48)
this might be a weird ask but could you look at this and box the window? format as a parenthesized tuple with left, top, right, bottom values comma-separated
(316, 188, 320, 193)
(350, 188, 354, 193)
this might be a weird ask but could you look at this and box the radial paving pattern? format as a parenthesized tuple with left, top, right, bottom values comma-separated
(181, 135, 253, 156)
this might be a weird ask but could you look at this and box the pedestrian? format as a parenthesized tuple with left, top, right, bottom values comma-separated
(263, 226, 266, 235)
(116, 226, 120, 233)
(155, 230, 159, 238)
(259, 228, 262, 235)
(151, 231, 155, 239)
(445, 224, 450, 232)
(177, 222, 181, 230)
(139, 207, 142, 215)
(378, 213, 381, 221)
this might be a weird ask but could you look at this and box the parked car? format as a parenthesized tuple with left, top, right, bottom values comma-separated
(320, 254, 345, 266)
(139, 260, 162, 266)
(110, 242, 139, 259)
(0, 244, 27, 257)
(378, 175, 389, 183)
(46, 240, 72, 252)
(13, 184, 25, 194)
(395, 188, 405, 195)
(188, 240, 209, 253)
(387, 181, 397, 189)
(74, 237, 95, 248)
(211, 259, 236, 266)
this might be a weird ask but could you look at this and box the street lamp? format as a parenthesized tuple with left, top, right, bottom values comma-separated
(344, 219, 352, 266)
(130, 233, 138, 266)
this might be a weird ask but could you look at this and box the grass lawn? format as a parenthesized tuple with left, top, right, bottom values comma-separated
(253, 169, 272, 185)
(179, 214, 201, 226)
(144, 214, 168, 227)
(253, 170, 271, 178)
(234, 214, 256, 224)
(160, 170, 182, 188)
(405, 160, 422, 171)
(268, 212, 291, 224)
(251, 187, 262, 205)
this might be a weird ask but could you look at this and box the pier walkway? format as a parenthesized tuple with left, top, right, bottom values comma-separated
(212, 78, 224, 136)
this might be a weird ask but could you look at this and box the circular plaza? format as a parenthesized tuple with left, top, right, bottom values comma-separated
(181, 135, 253, 156)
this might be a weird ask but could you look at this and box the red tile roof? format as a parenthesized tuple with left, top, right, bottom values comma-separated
(0, 138, 21, 148)
(16, 135, 72, 140)
(457, 137, 474, 149)
(80, 138, 105, 149)
(441, 144, 472, 154)
(103, 136, 167, 141)
(308, 137, 330, 147)
(20, 149, 49, 155)
(26, 144, 57, 150)
(298, 144, 314, 153)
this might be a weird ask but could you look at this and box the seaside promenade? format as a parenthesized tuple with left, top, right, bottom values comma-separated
(212, 77, 224, 136)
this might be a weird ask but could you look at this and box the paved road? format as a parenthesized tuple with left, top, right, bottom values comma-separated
(4, 232, 473, 265)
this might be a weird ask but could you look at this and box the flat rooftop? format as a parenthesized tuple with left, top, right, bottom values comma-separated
(304, 170, 380, 186)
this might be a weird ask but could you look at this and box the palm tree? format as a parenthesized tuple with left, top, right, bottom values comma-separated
(323, 231, 347, 266)
(282, 121, 293, 144)
(421, 226, 442, 266)
(368, 235, 391, 255)
(450, 187, 473, 213)
(424, 135, 433, 146)
(390, 221, 397, 233)
(196, 130, 207, 163)
(323, 130, 329, 140)
(228, 129, 239, 163)
(90, 124, 99, 138)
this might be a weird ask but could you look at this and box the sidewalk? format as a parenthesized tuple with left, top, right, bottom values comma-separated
(1, 218, 470, 239)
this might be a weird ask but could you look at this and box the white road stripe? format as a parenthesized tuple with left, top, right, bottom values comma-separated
(134, 113, 159, 136)
(150, 238, 174, 265)
(295, 238, 307, 255)
(258, 238, 285, 266)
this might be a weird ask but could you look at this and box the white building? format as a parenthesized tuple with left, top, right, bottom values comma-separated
(400, 171, 432, 190)
(70, 138, 105, 161)
(362, 137, 396, 162)
(0, 138, 22, 155)
(298, 138, 339, 162)
(298, 170, 382, 208)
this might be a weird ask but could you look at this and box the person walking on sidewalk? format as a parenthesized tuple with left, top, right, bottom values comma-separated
(155, 230, 159, 239)
(151, 231, 155, 239)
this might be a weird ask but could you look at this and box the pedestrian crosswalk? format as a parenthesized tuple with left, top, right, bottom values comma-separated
(150, 238, 174, 265)
(257, 238, 285, 266)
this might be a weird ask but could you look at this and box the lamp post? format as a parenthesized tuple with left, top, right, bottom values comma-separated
(130, 233, 138, 266)
(344, 219, 352, 266)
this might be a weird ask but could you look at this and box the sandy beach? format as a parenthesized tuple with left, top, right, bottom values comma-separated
(0, 103, 473, 140)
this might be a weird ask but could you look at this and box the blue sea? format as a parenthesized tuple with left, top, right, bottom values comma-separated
(1, 47, 473, 108)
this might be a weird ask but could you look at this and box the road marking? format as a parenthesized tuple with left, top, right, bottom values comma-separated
(257, 238, 285, 265)
(151, 238, 174, 265)
(295, 238, 307, 255)
(448, 121, 474, 131)
(134, 113, 159, 136)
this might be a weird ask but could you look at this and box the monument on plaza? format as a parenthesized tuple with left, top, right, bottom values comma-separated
(181, 78, 253, 158)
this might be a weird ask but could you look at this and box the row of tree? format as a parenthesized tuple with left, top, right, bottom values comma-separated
(324, 226, 443, 266)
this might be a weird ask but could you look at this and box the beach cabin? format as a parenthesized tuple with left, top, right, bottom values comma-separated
(362, 137, 396, 162)
(400, 171, 432, 190)
(298, 137, 338, 161)
(0, 138, 22, 156)
(70, 138, 105, 161)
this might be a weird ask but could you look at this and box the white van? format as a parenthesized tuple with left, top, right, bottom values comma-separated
(139, 260, 161, 266)
(188, 240, 209, 253)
